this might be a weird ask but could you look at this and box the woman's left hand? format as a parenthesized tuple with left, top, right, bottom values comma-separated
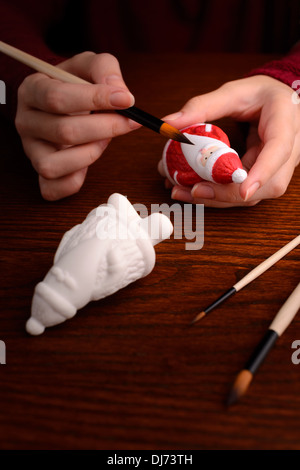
(160, 76, 300, 208)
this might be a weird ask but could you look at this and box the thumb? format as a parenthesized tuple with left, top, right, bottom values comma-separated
(162, 81, 245, 129)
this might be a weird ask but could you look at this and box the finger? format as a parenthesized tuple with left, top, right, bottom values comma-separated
(23, 137, 110, 179)
(58, 51, 129, 89)
(21, 110, 140, 145)
(240, 98, 296, 200)
(240, 142, 261, 172)
(191, 182, 244, 204)
(171, 185, 260, 208)
(22, 73, 135, 114)
(39, 168, 88, 201)
(161, 88, 231, 129)
(162, 80, 258, 129)
(192, 198, 260, 208)
(250, 144, 300, 200)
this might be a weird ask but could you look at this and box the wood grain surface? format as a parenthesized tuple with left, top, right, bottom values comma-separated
(0, 53, 299, 450)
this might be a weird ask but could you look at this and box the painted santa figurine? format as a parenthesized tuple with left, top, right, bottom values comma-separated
(159, 123, 247, 186)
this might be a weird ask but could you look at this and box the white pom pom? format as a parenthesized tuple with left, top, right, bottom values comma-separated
(232, 168, 247, 183)
(140, 213, 174, 246)
(26, 317, 45, 336)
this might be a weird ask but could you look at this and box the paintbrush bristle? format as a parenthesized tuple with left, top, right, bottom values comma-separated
(160, 123, 193, 144)
(227, 369, 253, 407)
(190, 288, 237, 326)
(190, 311, 206, 325)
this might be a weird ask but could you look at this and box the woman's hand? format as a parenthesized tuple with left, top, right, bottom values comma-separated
(161, 75, 300, 207)
(15, 52, 140, 200)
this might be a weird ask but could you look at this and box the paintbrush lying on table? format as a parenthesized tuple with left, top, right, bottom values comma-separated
(191, 235, 300, 324)
(227, 281, 300, 406)
(0, 40, 192, 145)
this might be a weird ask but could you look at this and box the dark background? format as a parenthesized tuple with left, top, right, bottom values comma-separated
(38, 0, 300, 56)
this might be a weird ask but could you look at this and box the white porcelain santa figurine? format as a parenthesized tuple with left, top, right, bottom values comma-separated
(159, 123, 247, 186)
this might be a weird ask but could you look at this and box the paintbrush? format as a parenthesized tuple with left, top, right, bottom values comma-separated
(0, 40, 192, 145)
(227, 281, 300, 406)
(191, 235, 300, 324)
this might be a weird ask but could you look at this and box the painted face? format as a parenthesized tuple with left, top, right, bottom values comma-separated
(198, 145, 220, 167)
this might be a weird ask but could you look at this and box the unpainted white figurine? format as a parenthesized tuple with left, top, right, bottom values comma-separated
(26, 193, 173, 335)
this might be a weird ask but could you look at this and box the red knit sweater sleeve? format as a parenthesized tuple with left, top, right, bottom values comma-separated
(0, 0, 67, 122)
(247, 42, 300, 89)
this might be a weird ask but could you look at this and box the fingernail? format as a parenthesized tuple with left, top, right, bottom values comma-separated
(163, 112, 183, 121)
(171, 187, 193, 202)
(191, 183, 215, 199)
(110, 90, 135, 108)
(244, 182, 260, 201)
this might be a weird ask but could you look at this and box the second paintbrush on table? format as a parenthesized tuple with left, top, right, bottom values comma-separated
(191, 235, 300, 324)
(227, 281, 300, 406)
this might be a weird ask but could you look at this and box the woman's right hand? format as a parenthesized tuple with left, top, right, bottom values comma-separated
(15, 51, 140, 200)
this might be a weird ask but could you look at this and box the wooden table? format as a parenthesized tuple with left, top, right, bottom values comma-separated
(0, 53, 299, 450)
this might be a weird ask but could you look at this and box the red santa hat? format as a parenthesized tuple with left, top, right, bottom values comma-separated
(212, 151, 247, 184)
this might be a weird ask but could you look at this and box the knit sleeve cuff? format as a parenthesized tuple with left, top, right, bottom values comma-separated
(247, 43, 300, 89)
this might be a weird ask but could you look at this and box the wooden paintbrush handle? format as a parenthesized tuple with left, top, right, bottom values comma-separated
(234, 235, 300, 291)
(269, 282, 300, 336)
(0, 41, 89, 85)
